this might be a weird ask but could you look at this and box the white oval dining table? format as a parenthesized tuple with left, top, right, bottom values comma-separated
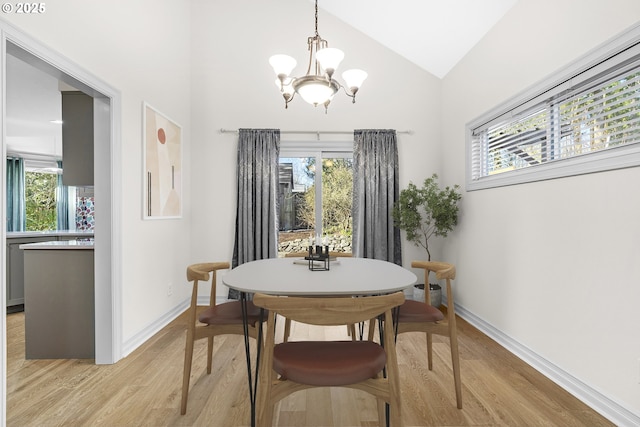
(222, 256, 417, 296)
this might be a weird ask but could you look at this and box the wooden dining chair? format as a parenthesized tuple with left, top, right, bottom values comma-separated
(253, 291, 405, 427)
(180, 262, 264, 415)
(283, 252, 357, 341)
(395, 261, 462, 409)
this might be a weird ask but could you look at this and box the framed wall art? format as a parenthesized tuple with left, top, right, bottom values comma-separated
(143, 102, 182, 219)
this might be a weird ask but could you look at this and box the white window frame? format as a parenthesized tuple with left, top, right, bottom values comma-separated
(279, 140, 353, 237)
(466, 23, 640, 191)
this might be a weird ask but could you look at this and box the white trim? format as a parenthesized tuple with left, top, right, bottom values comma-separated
(455, 303, 640, 426)
(1, 27, 7, 427)
(280, 139, 354, 154)
(0, 16, 123, 371)
(121, 300, 189, 357)
(467, 140, 640, 190)
(121, 295, 250, 357)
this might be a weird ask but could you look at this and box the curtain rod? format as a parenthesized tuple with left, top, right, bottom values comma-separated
(220, 128, 413, 136)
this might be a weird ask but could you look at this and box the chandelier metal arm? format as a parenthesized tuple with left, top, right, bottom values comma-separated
(339, 84, 358, 103)
(283, 91, 295, 109)
(306, 35, 328, 77)
(305, 37, 315, 76)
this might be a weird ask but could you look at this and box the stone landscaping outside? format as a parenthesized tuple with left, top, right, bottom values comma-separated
(278, 230, 352, 256)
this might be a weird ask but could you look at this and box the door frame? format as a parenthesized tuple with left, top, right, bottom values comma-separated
(1, 20, 123, 424)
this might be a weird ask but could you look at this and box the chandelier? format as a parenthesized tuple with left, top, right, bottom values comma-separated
(269, 0, 367, 113)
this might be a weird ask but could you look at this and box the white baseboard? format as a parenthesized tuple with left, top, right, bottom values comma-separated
(453, 301, 640, 427)
(121, 296, 232, 358)
(121, 298, 190, 357)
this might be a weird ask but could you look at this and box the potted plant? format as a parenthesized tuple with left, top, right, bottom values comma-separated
(392, 173, 462, 305)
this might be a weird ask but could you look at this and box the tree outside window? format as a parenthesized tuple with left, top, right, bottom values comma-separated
(25, 171, 57, 231)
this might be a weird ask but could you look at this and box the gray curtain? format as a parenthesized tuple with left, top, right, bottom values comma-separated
(352, 129, 401, 265)
(230, 128, 281, 298)
(56, 160, 70, 230)
(7, 157, 26, 232)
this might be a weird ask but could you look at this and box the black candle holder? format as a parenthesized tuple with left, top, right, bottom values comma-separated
(305, 245, 330, 271)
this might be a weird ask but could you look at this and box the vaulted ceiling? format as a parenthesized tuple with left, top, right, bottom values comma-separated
(6, 1, 519, 162)
(317, 0, 518, 78)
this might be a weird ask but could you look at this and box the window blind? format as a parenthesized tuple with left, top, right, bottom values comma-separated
(467, 24, 640, 190)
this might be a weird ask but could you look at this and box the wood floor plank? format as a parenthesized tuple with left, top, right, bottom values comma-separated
(6, 309, 615, 426)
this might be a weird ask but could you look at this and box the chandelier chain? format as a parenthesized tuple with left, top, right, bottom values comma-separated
(314, 0, 319, 37)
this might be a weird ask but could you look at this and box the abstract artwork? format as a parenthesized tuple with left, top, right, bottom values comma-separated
(143, 103, 182, 219)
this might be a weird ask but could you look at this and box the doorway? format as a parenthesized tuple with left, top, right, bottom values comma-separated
(1, 21, 122, 422)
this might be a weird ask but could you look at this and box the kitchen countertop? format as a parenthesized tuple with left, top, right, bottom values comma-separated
(20, 239, 95, 250)
(7, 230, 94, 238)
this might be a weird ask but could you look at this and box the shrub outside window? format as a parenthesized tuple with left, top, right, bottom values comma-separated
(278, 140, 353, 256)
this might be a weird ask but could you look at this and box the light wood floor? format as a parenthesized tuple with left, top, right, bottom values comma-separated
(6, 308, 613, 426)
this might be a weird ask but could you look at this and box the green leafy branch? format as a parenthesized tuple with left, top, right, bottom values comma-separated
(392, 174, 461, 261)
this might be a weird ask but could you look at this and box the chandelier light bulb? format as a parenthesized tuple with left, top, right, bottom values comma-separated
(298, 84, 334, 106)
(342, 69, 368, 94)
(316, 47, 344, 78)
(269, 54, 297, 79)
(294, 76, 339, 106)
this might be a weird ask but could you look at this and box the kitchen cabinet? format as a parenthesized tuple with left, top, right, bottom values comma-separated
(6, 231, 94, 309)
(62, 91, 93, 186)
(22, 240, 94, 359)
(6, 236, 50, 307)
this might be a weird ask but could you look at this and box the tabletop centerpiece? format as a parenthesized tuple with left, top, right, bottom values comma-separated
(306, 236, 331, 271)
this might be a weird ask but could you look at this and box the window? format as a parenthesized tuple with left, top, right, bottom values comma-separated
(24, 170, 57, 230)
(278, 141, 353, 256)
(19, 158, 76, 231)
(467, 24, 640, 190)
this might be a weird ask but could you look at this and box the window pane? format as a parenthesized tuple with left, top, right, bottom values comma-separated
(278, 157, 315, 252)
(557, 69, 640, 156)
(321, 157, 352, 252)
(25, 171, 57, 231)
(278, 154, 353, 256)
(482, 107, 548, 176)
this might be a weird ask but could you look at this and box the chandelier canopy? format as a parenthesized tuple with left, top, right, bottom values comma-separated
(269, 0, 367, 113)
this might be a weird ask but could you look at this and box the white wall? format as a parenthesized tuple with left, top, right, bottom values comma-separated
(442, 0, 640, 420)
(189, 0, 442, 282)
(2, 0, 194, 343)
(6, 0, 637, 423)
(2, 0, 441, 351)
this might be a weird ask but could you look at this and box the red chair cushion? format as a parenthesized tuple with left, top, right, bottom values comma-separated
(198, 300, 265, 325)
(273, 341, 386, 386)
(397, 300, 445, 323)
